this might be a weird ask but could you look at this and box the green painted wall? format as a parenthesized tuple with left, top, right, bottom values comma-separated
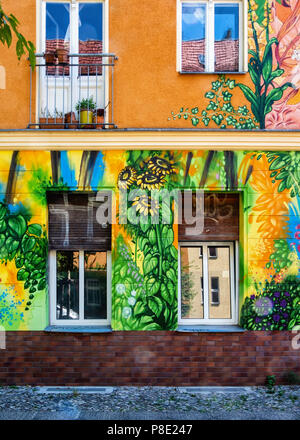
(0, 149, 299, 331)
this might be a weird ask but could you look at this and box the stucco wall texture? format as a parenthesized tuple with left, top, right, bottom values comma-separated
(0, 0, 256, 129)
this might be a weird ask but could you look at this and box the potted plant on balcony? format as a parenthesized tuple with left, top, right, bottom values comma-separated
(76, 97, 96, 128)
(55, 48, 69, 65)
(39, 109, 65, 129)
(93, 108, 105, 129)
(64, 111, 78, 129)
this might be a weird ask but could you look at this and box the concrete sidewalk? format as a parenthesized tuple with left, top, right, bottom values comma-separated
(0, 385, 298, 420)
(0, 408, 298, 420)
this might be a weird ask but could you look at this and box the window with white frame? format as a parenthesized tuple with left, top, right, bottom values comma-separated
(39, 0, 106, 117)
(48, 192, 111, 325)
(178, 192, 239, 325)
(179, 242, 237, 325)
(177, 0, 247, 73)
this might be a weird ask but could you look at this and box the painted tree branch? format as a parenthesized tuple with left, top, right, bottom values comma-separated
(0, 2, 35, 69)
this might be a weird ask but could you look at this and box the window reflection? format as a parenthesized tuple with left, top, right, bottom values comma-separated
(214, 4, 239, 71)
(84, 251, 107, 319)
(181, 3, 206, 72)
(180, 246, 204, 318)
(208, 246, 231, 318)
(56, 250, 79, 320)
(79, 3, 103, 76)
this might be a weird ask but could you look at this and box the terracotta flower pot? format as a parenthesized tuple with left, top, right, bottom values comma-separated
(55, 48, 69, 65)
(44, 52, 57, 66)
(39, 117, 65, 129)
(64, 112, 78, 129)
(94, 108, 105, 129)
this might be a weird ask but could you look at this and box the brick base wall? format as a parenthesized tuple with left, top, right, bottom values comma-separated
(0, 331, 299, 386)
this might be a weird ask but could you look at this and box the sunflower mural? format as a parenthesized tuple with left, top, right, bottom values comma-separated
(112, 151, 179, 330)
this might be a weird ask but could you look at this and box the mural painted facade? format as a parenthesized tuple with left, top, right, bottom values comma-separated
(171, 0, 300, 130)
(0, 150, 298, 331)
(2, 0, 300, 130)
(0, 0, 299, 332)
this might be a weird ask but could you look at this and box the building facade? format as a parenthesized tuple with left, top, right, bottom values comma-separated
(0, 0, 299, 385)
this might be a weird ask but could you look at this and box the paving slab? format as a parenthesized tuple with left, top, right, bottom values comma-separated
(0, 385, 298, 420)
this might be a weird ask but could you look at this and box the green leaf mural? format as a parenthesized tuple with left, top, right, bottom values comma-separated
(237, 2, 294, 128)
(170, 1, 295, 130)
(0, 201, 47, 312)
(112, 152, 178, 330)
(255, 151, 300, 197)
(170, 75, 258, 130)
(0, 148, 299, 331)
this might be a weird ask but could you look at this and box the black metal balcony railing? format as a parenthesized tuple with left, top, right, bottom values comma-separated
(28, 53, 118, 129)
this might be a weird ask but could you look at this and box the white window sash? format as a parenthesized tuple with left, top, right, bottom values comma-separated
(207, 0, 214, 72)
(178, 0, 246, 73)
(178, 241, 237, 325)
(49, 249, 111, 325)
(38, 0, 109, 124)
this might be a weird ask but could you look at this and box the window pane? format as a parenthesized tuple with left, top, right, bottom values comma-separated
(79, 2, 103, 76)
(182, 3, 206, 72)
(84, 252, 107, 319)
(209, 247, 217, 258)
(214, 4, 239, 72)
(211, 277, 220, 304)
(46, 3, 70, 75)
(180, 246, 204, 319)
(208, 246, 231, 318)
(56, 251, 79, 320)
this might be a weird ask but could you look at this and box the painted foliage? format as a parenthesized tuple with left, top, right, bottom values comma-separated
(113, 152, 178, 330)
(0, 149, 299, 331)
(171, 0, 300, 129)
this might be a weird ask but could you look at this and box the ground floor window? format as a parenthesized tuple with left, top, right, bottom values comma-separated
(49, 249, 111, 325)
(178, 242, 237, 325)
(47, 192, 112, 326)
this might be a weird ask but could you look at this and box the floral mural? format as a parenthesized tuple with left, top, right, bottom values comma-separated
(0, 149, 298, 331)
(112, 152, 178, 330)
(171, 0, 300, 129)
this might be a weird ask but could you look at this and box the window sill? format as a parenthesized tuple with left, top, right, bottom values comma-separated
(176, 325, 246, 333)
(44, 325, 112, 333)
(179, 71, 247, 75)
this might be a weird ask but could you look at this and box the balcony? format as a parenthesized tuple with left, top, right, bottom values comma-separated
(28, 52, 118, 129)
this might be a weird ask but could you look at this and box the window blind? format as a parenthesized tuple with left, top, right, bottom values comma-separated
(178, 192, 239, 241)
(47, 192, 111, 251)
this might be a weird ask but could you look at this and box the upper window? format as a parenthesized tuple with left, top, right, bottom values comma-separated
(43, 1, 103, 69)
(38, 1, 106, 122)
(48, 192, 111, 326)
(178, 0, 246, 73)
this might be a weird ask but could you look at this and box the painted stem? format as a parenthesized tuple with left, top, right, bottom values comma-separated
(155, 223, 163, 279)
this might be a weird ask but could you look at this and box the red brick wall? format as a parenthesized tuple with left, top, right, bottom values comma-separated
(0, 331, 298, 386)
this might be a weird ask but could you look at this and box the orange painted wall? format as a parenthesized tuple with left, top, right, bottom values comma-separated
(3, 0, 293, 130)
(0, 0, 36, 129)
(110, 0, 253, 129)
(0, 0, 254, 129)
